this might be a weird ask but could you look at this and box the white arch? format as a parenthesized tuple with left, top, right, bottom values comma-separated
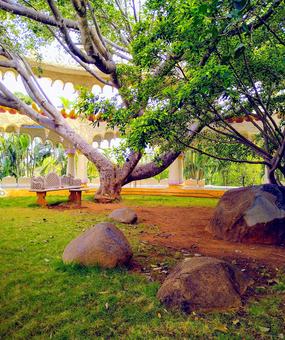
(63, 82, 74, 92)
(38, 77, 53, 88)
(3, 70, 17, 81)
(100, 140, 109, 149)
(52, 79, 65, 91)
(104, 131, 116, 142)
(92, 85, 102, 95)
(93, 135, 103, 144)
(102, 85, 113, 98)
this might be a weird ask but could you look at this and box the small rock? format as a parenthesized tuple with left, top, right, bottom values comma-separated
(109, 207, 137, 224)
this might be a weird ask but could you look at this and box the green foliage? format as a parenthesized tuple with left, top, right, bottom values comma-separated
(101, 146, 129, 166)
(0, 134, 30, 180)
(74, 87, 127, 130)
(87, 161, 99, 181)
(184, 149, 264, 186)
(272, 274, 285, 292)
(13, 92, 33, 105)
(38, 155, 65, 176)
(0, 134, 67, 179)
(184, 151, 205, 181)
(59, 96, 75, 110)
(183, 129, 264, 186)
(154, 168, 169, 183)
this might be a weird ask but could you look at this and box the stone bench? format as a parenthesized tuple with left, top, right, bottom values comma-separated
(30, 172, 82, 206)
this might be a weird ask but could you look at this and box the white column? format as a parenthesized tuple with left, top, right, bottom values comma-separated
(76, 152, 88, 184)
(168, 155, 184, 186)
(264, 165, 270, 184)
(66, 148, 76, 177)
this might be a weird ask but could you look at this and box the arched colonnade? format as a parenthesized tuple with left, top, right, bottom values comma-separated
(0, 59, 264, 188)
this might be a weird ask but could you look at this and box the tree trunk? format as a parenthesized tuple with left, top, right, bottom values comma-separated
(268, 166, 281, 186)
(280, 166, 285, 183)
(95, 168, 122, 203)
(94, 151, 182, 202)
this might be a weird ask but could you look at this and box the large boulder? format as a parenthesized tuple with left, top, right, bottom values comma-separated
(208, 184, 285, 245)
(109, 207, 138, 224)
(62, 222, 133, 268)
(157, 257, 252, 313)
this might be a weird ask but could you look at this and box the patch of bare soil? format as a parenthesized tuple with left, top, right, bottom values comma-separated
(52, 201, 285, 268)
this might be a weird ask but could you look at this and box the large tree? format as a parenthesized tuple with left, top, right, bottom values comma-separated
(0, 0, 199, 201)
(0, 0, 284, 202)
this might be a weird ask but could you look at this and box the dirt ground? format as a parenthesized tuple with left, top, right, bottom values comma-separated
(53, 201, 285, 268)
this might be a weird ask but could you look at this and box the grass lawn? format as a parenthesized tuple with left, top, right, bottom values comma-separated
(0, 195, 284, 339)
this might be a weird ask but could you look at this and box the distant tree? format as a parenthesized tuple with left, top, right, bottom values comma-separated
(0, 134, 67, 180)
(0, 134, 30, 181)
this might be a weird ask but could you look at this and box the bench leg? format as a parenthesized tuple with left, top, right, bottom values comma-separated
(36, 192, 47, 207)
(69, 191, 82, 206)
(76, 191, 82, 206)
(68, 191, 77, 203)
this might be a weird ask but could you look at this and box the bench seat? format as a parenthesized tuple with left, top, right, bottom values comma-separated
(30, 186, 81, 193)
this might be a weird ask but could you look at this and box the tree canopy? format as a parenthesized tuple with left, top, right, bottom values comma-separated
(120, 0, 285, 182)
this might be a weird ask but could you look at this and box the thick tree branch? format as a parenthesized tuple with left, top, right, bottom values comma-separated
(87, 1, 107, 50)
(49, 27, 114, 86)
(0, 0, 129, 57)
(0, 81, 55, 127)
(124, 122, 202, 183)
(46, 0, 95, 65)
(269, 132, 285, 181)
(120, 151, 142, 181)
(124, 150, 180, 184)
(0, 0, 78, 28)
(70, 0, 113, 63)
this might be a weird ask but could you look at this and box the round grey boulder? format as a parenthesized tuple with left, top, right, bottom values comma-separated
(157, 257, 252, 313)
(208, 184, 285, 245)
(109, 207, 138, 224)
(62, 222, 133, 268)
